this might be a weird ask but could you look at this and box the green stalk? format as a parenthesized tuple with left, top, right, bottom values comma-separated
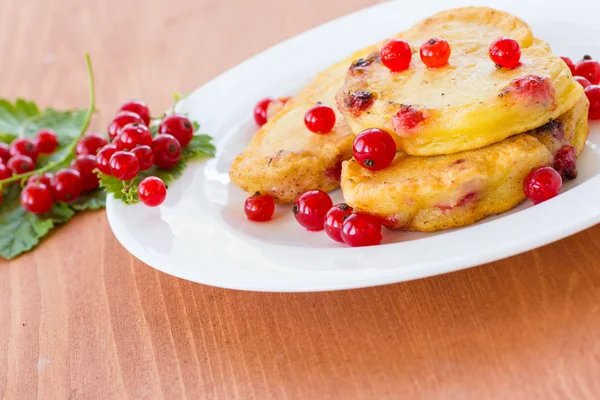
(0, 53, 96, 186)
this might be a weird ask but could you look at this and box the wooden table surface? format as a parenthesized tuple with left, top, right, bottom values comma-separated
(1, 0, 600, 399)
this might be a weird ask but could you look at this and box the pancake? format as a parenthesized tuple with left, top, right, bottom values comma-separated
(340, 95, 589, 232)
(229, 59, 354, 204)
(335, 7, 583, 156)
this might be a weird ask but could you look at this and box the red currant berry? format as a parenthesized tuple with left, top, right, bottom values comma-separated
(292, 189, 333, 231)
(489, 37, 521, 69)
(574, 76, 591, 89)
(523, 166, 562, 205)
(7, 155, 35, 174)
(108, 111, 144, 139)
(380, 39, 412, 72)
(10, 138, 38, 162)
(353, 128, 397, 171)
(51, 168, 83, 203)
(554, 145, 577, 180)
(158, 115, 194, 147)
(119, 99, 150, 126)
(26, 172, 53, 187)
(96, 144, 118, 175)
(70, 154, 99, 191)
(304, 103, 336, 134)
(138, 176, 167, 207)
(341, 213, 382, 247)
(35, 129, 59, 154)
(324, 203, 354, 243)
(585, 85, 600, 120)
(574, 59, 600, 85)
(0, 142, 10, 163)
(244, 192, 275, 221)
(0, 163, 12, 180)
(76, 132, 109, 155)
(131, 145, 154, 171)
(109, 151, 139, 181)
(254, 98, 274, 126)
(20, 183, 54, 214)
(151, 134, 181, 169)
(115, 123, 152, 150)
(561, 56, 576, 75)
(420, 38, 451, 68)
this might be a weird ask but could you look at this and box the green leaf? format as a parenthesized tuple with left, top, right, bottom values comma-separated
(0, 185, 75, 260)
(70, 189, 106, 211)
(183, 134, 216, 158)
(0, 98, 40, 136)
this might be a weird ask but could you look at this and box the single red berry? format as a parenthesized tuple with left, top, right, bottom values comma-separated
(380, 39, 412, 72)
(561, 56, 576, 75)
(554, 145, 577, 180)
(158, 115, 194, 147)
(244, 192, 275, 221)
(324, 203, 354, 243)
(574, 59, 600, 85)
(254, 98, 274, 126)
(70, 154, 100, 191)
(7, 155, 35, 174)
(151, 134, 181, 169)
(76, 132, 109, 155)
(35, 129, 59, 154)
(10, 137, 38, 162)
(96, 144, 118, 175)
(0, 142, 10, 163)
(304, 103, 336, 134)
(26, 172, 53, 188)
(292, 190, 333, 231)
(131, 145, 154, 171)
(108, 111, 144, 139)
(523, 166, 562, 205)
(585, 85, 600, 120)
(0, 163, 12, 180)
(51, 168, 83, 203)
(353, 128, 397, 171)
(574, 76, 591, 89)
(20, 183, 54, 214)
(119, 99, 151, 126)
(115, 123, 152, 150)
(341, 214, 382, 247)
(489, 37, 521, 69)
(138, 176, 167, 207)
(109, 151, 140, 181)
(420, 38, 451, 68)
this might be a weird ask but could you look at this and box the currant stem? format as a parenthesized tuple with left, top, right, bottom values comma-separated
(0, 53, 96, 186)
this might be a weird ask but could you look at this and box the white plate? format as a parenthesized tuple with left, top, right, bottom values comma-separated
(107, 0, 600, 292)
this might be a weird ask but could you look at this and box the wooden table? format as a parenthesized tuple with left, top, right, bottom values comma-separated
(1, 0, 599, 398)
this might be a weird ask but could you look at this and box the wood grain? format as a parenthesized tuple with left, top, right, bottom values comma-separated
(1, 0, 600, 399)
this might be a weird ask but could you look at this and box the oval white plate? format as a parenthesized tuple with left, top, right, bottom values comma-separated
(107, 0, 600, 292)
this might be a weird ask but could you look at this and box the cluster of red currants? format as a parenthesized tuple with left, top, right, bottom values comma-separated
(97, 100, 197, 207)
(244, 190, 382, 247)
(0, 128, 69, 212)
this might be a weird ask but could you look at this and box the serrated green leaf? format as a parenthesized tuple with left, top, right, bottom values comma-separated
(0, 185, 75, 259)
(182, 134, 216, 158)
(0, 98, 40, 136)
(192, 121, 200, 132)
(70, 189, 106, 211)
(98, 171, 126, 198)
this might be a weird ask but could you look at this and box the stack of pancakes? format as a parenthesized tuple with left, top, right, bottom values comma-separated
(230, 7, 589, 232)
